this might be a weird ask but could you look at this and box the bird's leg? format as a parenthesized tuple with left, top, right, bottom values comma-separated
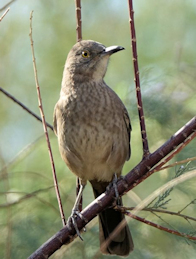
(76, 177, 83, 212)
(107, 173, 121, 205)
(68, 181, 86, 240)
(112, 173, 121, 205)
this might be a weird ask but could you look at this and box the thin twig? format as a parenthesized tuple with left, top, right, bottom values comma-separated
(124, 211, 196, 241)
(128, 0, 149, 157)
(0, 7, 10, 21)
(130, 129, 196, 188)
(126, 170, 196, 224)
(151, 130, 196, 173)
(120, 206, 196, 223)
(0, 0, 16, 11)
(29, 11, 66, 226)
(0, 87, 53, 130)
(155, 156, 196, 172)
(0, 134, 45, 174)
(178, 199, 196, 214)
(75, 0, 82, 41)
(0, 186, 54, 208)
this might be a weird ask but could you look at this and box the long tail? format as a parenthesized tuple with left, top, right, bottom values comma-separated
(91, 180, 134, 256)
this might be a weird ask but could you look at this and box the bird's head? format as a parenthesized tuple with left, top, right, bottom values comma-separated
(63, 40, 124, 82)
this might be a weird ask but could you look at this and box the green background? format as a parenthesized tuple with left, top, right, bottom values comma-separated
(0, 0, 196, 258)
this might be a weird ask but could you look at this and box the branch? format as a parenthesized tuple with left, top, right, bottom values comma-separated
(29, 11, 66, 226)
(128, 0, 149, 156)
(121, 207, 196, 223)
(0, 87, 53, 131)
(28, 116, 196, 259)
(0, 187, 54, 208)
(124, 211, 196, 241)
(0, 0, 16, 12)
(75, 0, 82, 41)
(124, 117, 196, 191)
(150, 130, 196, 174)
(178, 199, 196, 214)
(153, 156, 196, 172)
(0, 7, 10, 21)
(129, 127, 196, 188)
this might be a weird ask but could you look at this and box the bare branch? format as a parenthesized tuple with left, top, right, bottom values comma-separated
(29, 11, 66, 226)
(154, 156, 196, 172)
(129, 125, 196, 189)
(0, 135, 45, 175)
(0, 87, 53, 131)
(0, 0, 16, 12)
(0, 187, 54, 208)
(0, 7, 10, 21)
(128, 0, 149, 157)
(121, 207, 196, 223)
(178, 199, 196, 214)
(150, 130, 196, 173)
(75, 0, 82, 41)
(124, 211, 196, 241)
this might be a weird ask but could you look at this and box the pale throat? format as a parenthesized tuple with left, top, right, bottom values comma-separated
(91, 56, 109, 81)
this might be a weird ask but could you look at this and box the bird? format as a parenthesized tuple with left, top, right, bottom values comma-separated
(53, 40, 134, 256)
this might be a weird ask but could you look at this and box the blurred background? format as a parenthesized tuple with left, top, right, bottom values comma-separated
(0, 0, 196, 258)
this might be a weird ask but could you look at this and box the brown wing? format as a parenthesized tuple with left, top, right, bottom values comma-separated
(53, 103, 58, 136)
(123, 108, 132, 160)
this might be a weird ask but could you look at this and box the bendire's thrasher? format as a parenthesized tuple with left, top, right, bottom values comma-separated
(53, 40, 134, 256)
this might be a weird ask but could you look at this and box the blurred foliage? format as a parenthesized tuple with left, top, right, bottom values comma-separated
(0, 0, 196, 258)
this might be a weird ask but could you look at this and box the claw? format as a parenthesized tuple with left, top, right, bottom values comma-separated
(68, 210, 84, 240)
(67, 182, 87, 240)
(107, 173, 122, 205)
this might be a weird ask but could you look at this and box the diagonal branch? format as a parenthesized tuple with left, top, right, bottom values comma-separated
(150, 130, 196, 174)
(128, 127, 196, 189)
(0, 0, 16, 12)
(0, 87, 53, 131)
(123, 207, 196, 223)
(28, 116, 196, 259)
(124, 211, 196, 241)
(0, 7, 10, 21)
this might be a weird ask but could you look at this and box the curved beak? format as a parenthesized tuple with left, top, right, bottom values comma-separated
(102, 45, 125, 56)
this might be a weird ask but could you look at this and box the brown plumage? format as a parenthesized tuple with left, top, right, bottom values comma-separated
(53, 40, 133, 256)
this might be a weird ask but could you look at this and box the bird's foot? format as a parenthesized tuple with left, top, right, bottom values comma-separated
(107, 174, 123, 205)
(67, 209, 87, 241)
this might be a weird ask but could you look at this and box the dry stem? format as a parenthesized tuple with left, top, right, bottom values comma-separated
(0, 7, 10, 21)
(0, 0, 15, 11)
(29, 11, 66, 226)
(75, 0, 82, 41)
(128, 0, 149, 157)
(0, 87, 53, 130)
(125, 211, 196, 241)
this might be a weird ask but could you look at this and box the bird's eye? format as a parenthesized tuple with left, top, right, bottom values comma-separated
(82, 50, 90, 58)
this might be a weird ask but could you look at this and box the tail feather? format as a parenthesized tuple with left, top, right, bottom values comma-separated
(90, 180, 134, 256)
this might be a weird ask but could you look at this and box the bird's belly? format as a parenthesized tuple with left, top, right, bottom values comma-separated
(58, 120, 125, 182)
